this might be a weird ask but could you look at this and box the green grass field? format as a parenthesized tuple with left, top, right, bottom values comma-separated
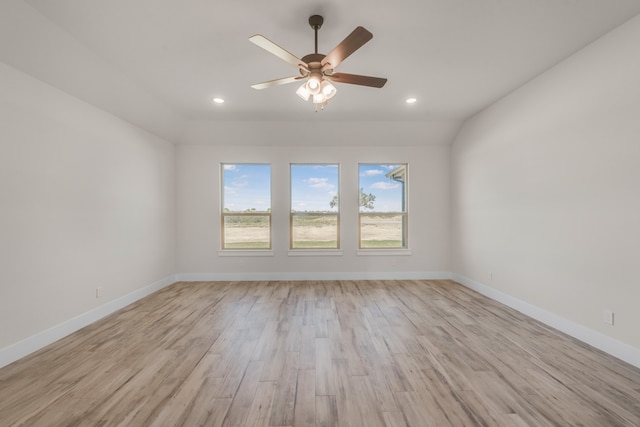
(223, 242, 270, 249)
(290, 240, 338, 249)
(359, 240, 403, 248)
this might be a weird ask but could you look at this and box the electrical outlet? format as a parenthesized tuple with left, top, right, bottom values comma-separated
(96, 287, 103, 299)
(602, 309, 614, 326)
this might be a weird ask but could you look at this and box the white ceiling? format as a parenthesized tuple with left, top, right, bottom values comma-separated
(4, 0, 640, 141)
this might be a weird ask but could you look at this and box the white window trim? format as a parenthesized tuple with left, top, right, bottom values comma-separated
(357, 249, 412, 256)
(288, 249, 343, 257)
(221, 163, 272, 251)
(290, 163, 341, 250)
(358, 163, 409, 250)
(218, 250, 274, 257)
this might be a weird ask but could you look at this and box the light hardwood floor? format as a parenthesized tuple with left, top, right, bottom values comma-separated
(1, 280, 639, 426)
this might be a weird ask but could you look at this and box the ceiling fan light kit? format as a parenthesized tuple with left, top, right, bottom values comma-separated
(249, 15, 387, 111)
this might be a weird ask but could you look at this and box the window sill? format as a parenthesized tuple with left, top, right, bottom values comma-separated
(288, 250, 343, 257)
(218, 250, 274, 257)
(357, 249, 412, 256)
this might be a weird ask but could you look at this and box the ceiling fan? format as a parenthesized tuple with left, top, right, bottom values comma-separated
(249, 15, 387, 111)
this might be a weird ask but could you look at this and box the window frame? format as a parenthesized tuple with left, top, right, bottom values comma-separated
(357, 163, 408, 250)
(220, 163, 272, 251)
(289, 163, 341, 250)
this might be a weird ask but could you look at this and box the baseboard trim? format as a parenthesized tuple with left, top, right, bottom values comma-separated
(175, 271, 453, 282)
(452, 273, 640, 370)
(0, 274, 177, 369)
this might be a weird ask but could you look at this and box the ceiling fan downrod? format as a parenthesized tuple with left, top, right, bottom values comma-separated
(309, 15, 324, 54)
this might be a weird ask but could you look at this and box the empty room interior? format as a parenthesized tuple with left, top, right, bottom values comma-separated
(1, 1, 640, 426)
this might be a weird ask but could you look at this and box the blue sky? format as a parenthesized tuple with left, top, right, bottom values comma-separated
(222, 163, 405, 212)
(223, 164, 271, 212)
(291, 164, 339, 212)
(358, 164, 404, 212)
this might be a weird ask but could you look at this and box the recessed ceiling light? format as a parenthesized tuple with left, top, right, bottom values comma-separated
(212, 97, 225, 104)
(406, 97, 417, 104)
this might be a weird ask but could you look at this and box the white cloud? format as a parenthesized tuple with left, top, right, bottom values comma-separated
(371, 181, 400, 190)
(306, 177, 335, 190)
(361, 169, 385, 177)
(232, 180, 248, 188)
(223, 164, 237, 171)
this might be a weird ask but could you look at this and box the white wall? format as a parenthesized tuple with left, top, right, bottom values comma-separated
(0, 62, 176, 364)
(176, 122, 451, 279)
(451, 15, 640, 360)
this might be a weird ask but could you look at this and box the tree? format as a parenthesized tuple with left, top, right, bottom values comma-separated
(360, 189, 376, 210)
(329, 195, 337, 209)
(329, 188, 375, 210)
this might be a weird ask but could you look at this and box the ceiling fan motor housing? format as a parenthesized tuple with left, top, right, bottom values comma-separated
(300, 53, 327, 77)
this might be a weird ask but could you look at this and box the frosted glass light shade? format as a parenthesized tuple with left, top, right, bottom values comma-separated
(313, 92, 326, 104)
(306, 71, 323, 95)
(296, 84, 311, 101)
(321, 80, 337, 99)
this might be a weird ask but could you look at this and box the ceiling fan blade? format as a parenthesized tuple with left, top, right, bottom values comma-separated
(321, 26, 373, 70)
(330, 72, 387, 88)
(249, 35, 307, 68)
(251, 75, 305, 90)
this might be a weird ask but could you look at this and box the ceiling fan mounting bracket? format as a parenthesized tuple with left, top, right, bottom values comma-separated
(308, 15, 324, 30)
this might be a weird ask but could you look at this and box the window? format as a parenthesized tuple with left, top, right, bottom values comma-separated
(290, 164, 340, 249)
(358, 164, 408, 249)
(221, 164, 271, 249)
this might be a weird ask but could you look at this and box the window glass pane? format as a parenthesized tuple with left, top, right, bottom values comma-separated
(223, 164, 271, 212)
(358, 164, 407, 249)
(290, 164, 339, 249)
(222, 164, 271, 249)
(223, 215, 270, 249)
(359, 213, 404, 248)
(291, 213, 338, 249)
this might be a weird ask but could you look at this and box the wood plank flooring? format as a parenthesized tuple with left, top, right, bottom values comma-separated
(1, 280, 640, 426)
